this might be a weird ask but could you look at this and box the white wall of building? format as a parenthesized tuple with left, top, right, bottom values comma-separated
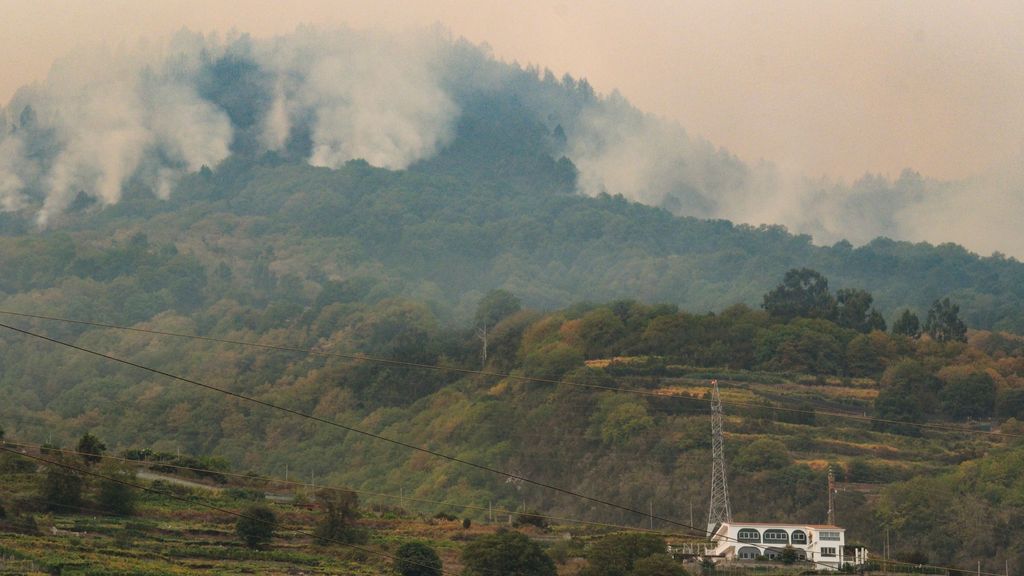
(710, 522, 847, 570)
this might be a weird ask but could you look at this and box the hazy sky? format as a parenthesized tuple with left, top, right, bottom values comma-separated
(3, 0, 1023, 182)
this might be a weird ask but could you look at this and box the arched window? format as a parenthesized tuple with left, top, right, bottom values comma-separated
(791, 530, 808, 545)
(737, 529, 761, 543)
(763, 529, 789, 545)
(738, 546, 761, 560)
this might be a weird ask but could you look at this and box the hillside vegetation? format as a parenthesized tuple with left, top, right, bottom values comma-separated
(3, 277, 1024, 569)
(3, 45, 1024, 329)
(2, 32, 1024, 573)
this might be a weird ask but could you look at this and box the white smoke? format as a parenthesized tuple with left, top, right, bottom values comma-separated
(898, 163, 1024, 258)
(561, 90, 764, 221)
(561, 82, 1024, 257)
(0, 126, 27, 211)
(2, 27, 456, 225)
(256, 28, 457, 170)
(260, 81, 291, 152)
(6, 33, 233, 226)
(569, 104, 736, 215)
(3, 26, 1022, 259)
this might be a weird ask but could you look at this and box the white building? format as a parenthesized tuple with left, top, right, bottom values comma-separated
(709, 522, 849, 570)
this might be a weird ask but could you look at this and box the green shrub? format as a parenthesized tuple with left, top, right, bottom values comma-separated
(394, 541, 443, 576)
(40, 456, 85, 512)
(461, 529, 555, 576)
(76, 433, 107, 465)
(581, 532, 667, 576)
(235, 504, 277, 549)
(97, 462, 137, 516)
(315, 489, 367, 544)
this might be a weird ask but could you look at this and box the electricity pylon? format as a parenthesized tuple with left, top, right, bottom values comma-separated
(707, 379, 732, 535)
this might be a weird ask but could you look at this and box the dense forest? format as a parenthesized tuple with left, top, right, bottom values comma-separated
(2, 29, 1024, 573)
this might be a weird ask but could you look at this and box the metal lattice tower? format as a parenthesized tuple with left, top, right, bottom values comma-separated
(707, 379, 732, 535)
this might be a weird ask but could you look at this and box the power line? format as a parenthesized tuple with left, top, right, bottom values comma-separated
(0, 309, 1016, 440)
(881, 556, 1006, 576)
(0, 319, 1015, 575)
(0, 320, 711, 540)
(2, 439, 687, 538)
(0, 319, 917, 573)
(0, 317, 1015, 573)
(0, 445, 463, 576)
(0, 409, 705, 456)
(13, 440, 981, 576)
(8, 444, 999, 573)
(3, 353, 998, 576)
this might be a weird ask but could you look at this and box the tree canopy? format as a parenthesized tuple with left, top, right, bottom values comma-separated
(762, 268, 835, 321)
(892, 309, 922, 338)
(76, 433, 107, 465)
(461, 530, 556, 576)
(235, 504, 277, 549)
(581, 533, 669, 576)
(925, 298, 968, 343)
(394, 542, 443, 576)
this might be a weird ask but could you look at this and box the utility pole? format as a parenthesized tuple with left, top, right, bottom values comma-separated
(649, 499, 654, 530)
(707, 380, 732, 535)
(476, 324, 488, 368)
(885, 528, 890, 573)
(827, 466, 836, 525)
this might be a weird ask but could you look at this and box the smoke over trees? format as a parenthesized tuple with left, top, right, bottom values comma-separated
(2, 26, 1019, 259)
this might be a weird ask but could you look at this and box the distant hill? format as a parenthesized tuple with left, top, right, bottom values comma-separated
(3, 126, 1023, 332)
(2, 30, 1022, 332)
(0, 30, 1019, 327)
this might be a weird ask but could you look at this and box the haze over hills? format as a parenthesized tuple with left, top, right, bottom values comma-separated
(1, 28, 1024, 331)
(2, 26, 1023, 256)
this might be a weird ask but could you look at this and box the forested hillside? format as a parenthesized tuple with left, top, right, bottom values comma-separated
(2, 29, 1024, 572)
(2, 133, 1024, 331)
(3, 31, 1024, 330)
(3, 280, 1024, 568)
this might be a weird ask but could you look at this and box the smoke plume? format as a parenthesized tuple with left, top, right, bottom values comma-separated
(0, 26, 1020, 259)
(0, 28, 456, 227)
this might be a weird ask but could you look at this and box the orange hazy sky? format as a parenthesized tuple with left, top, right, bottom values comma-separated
(2, 0, 1022, 181)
